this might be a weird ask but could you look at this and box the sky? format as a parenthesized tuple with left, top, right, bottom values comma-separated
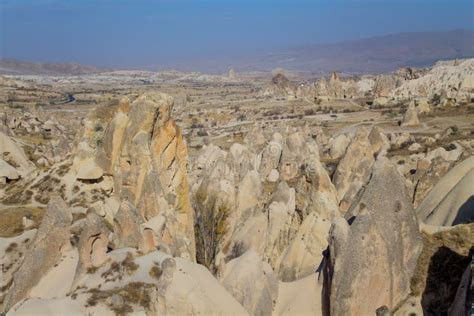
(0, 0, 473, 69)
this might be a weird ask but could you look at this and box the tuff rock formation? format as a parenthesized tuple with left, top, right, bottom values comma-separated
(324, 158, 423, 315)
(401, 101, 420, 127)
(417, 156, 474, 226)
(332, 127, 375, 212)
(2, 58, 473, 316)
(3, 196, 73, 311)
(392, 59, 474, 103)
(73, 93, 196, 260)
(261, 73, 297, 100)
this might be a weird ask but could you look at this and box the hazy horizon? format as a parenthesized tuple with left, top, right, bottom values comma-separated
(1, 0, 473, 70)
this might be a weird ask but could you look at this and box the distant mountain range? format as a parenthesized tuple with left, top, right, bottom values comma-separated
(1, 29, 473, 75)
(0, 59, 104, 76)
(253, 29, 474, 74)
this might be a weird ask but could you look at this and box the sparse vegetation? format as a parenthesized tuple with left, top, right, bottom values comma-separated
(0, 206, 44, 237)
(101, 252, 139, 282)
(194, 188, 232, 274)
(5, 242, 18, 253)
(86, 282, 154, 315)
(149, 265, 163, 280)
(225, 241, 246, 262)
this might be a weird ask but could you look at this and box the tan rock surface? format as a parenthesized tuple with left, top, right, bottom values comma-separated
(333, 127, 375, 212)
(3, 196, 73, 312)
(324, 158, 422, 315)
(417, 156, 474, 226)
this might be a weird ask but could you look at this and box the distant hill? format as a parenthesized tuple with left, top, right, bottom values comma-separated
(2, 30, 473, 75)
(0, 59, 105, 75)
(254, 29, 474, 74)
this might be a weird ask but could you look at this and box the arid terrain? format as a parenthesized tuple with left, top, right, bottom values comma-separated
(0, 58, 473, 315)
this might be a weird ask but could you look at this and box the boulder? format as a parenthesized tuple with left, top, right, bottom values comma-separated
(0, 230, 37, 308)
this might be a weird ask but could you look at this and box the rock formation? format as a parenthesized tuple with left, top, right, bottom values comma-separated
(3, 196, 73, 311)
(401, 101, 420, 127)
(261, 73, 297, 100)
(332, 127, 375, 212)
(74, 93, 196, 260)
(324, 158, 423, 315)
(1, 58, 473, 316)
(220, 250, 278, 315)
(392, 59, 474, 103)
(0, 131, 34, 176)
(417, 156, 474, 226)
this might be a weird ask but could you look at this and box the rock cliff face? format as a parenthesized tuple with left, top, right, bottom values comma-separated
(73, 93, 195, 260)
(392, 59, 474, 102)
(260, 58, 474, 104)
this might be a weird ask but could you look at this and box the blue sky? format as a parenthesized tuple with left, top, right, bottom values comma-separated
(0, 0, 473, 68)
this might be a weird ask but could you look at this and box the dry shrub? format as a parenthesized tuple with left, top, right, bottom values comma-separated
(86, 282, 154, 315)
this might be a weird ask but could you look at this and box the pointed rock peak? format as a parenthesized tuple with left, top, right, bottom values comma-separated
(326, 156, 422, 315)
(401, 101, 420, 127)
